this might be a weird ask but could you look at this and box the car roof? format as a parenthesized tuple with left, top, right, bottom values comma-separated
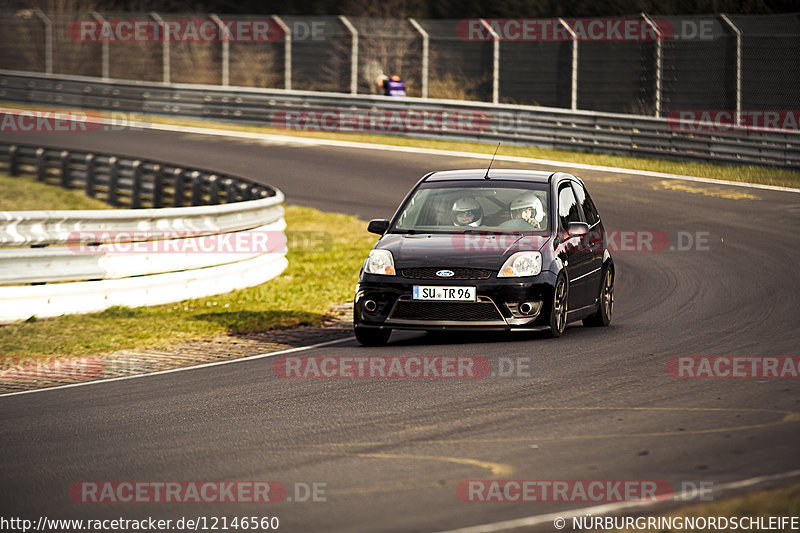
(423, 169, 557, 183)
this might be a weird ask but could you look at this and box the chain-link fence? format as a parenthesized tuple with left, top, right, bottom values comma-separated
(418, 19, 493, 101)
(1, 10, 798, 116)
(731, 14, 800, 112)
(278, 16, 349, 93)
(660, 15, 735, 115)
(576, 15, 658, 114)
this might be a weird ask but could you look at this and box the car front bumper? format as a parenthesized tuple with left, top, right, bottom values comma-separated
(354, 271, 558, 331)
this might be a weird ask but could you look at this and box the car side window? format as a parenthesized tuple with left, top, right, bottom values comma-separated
(572, 182, 600, 226)
(558, 183, 583, 229)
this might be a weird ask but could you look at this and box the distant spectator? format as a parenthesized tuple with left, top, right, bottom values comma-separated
(378, 74, 406, 97)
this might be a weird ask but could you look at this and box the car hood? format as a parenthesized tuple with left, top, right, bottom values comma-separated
(377, 233, 548, 269)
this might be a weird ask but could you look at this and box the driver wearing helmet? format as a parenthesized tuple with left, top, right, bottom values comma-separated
(451, 197, 483, 227)
(501, 192, 546, 229)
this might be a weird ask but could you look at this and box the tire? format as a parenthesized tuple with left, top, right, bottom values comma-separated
(354, 326, 392, 346)
(583, 267, 614, 327)
(548, 274, 569, 338)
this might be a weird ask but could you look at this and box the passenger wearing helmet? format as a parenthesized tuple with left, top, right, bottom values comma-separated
(500, 192, 546, 229)
(452, 197, 483, 227)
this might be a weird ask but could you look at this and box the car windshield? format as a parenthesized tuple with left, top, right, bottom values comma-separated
(392, 183, 549, 233)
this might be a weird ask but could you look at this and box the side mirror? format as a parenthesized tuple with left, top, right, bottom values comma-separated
(567, 222, 589, 237)
(367, 219, 390, 235)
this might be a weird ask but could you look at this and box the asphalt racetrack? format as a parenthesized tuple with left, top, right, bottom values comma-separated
(1, 126, 799, 532)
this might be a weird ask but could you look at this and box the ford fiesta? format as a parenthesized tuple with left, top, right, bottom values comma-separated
(353, 169, 614, 346)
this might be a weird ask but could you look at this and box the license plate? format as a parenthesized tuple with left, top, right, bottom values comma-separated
(412, 286, 476, 301)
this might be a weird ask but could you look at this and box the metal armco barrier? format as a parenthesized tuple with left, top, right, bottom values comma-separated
(0, 141, 287, 324)
(1, 70, 797, 168)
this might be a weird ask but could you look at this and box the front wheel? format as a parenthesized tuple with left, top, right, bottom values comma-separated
(548, 275, 568, 338)
(583, 267, 614, 327)
(354, 326, 392, 346)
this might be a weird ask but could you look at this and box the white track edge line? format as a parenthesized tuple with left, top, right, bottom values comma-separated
(435, 469, 800, 533)
(0, 336, 354, 399)
(139, 120, 800, 195)
(1, 107, 796, 194)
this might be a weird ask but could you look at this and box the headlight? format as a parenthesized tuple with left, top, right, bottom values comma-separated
(498, 252, 542, 277)
(364, 249, 395, 275)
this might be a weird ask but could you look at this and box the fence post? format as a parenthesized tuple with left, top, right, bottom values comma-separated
(85, 153, 95, 197)
(131, 160, 142, 208)
(36, 148, 46, 181)
(408, 18, 429, 98)
(642, 13, 663, 117)
(91, 11, 110, 80)
(34, 9, 53, 74)
(239, 182, 251, 201)
(479, 19, 500, 104)
(225, 178, 237, 202)
(190, 171, 203, 205)
(173, 168, 184, 207)
(150, 12, 170, 84)
(558, 18, 578, 111)
(8, 145, 18, 176)
(208, 175, 220, 204)
(720, 14, 742, 125)
(210, 14, 230, 87)
(60, 150, 71, 188)
(152, 164, 163, 208)
(107, 156, 119, 206)
(272, 15, 292, 90)
(339, 15, 358, 94)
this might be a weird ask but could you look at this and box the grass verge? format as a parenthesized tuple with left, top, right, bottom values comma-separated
(0, 172, 112, 211)
(2, 102, 799, 189)
(0, 173, 375, 364)
(614, 483, 800, 532)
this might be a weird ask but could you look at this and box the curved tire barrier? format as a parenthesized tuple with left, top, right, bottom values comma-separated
(0, 142, 287, 324)
(1, 70, 798, 168)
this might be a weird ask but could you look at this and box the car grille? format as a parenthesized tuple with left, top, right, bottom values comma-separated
(389, 300, 504, 322)
(400, 267, 493, 280)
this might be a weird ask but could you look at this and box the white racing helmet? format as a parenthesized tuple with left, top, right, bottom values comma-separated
(452, 197, 483, 227)
(510, 192, 546, 226)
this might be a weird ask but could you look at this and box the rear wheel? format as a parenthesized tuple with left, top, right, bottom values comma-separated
(354, 326, 392, 346)
(548, 275, 568, 338)
(583, 267, 614, 327)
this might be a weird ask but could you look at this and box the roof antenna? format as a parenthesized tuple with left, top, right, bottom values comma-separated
(484, 142, 500, 179)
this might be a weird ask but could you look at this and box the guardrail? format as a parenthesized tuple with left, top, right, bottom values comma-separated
(1, 70, 798, 168)
(0, 141, 287, 324)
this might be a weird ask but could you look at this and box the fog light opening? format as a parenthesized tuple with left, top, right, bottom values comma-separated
(364, 299, 378, 313)
(518, 301, 542, 317)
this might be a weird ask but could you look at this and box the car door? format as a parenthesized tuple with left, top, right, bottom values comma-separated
(556, 181, 594, 311)
(571, 181, 604, 306)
